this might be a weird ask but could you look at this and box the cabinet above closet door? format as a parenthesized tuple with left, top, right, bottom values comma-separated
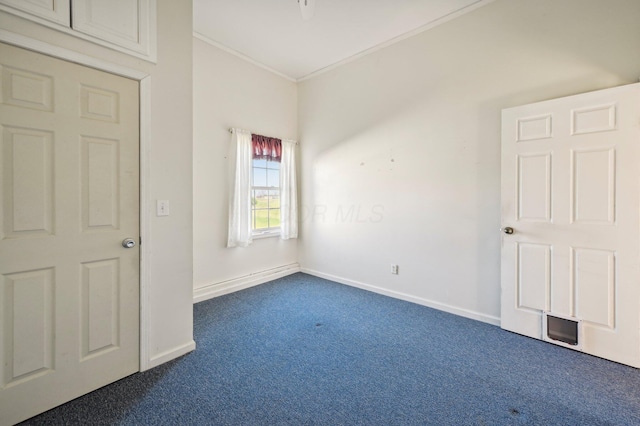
(72, 0, 154, 58)
(0, 0, 70, 26)
(0, 0, 156, 62)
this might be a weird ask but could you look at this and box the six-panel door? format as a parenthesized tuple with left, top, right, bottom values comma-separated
(501, 83, 640, 367)
(0, 42, 140, 425)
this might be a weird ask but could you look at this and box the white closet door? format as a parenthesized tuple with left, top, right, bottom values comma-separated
(501, 83, 640, 367)
(0, 42, 140, 424)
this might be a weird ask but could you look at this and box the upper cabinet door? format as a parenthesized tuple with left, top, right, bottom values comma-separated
(0, 0, 156, 62)
(0, 0, 71, 26)
(71, 0, 155, 59)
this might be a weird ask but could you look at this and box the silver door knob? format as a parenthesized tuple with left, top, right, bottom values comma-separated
(122, 238, 136, 248)
(502, 227, 514, 235)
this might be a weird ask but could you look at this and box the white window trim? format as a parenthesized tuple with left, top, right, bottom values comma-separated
(252, 228, 281, 239)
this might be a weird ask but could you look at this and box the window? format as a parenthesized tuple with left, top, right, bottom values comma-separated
(251, 158, 280, 235)
(227, 128, 297, 248)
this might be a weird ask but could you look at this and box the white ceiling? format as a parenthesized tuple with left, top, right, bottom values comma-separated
(193, 0, 491, 81)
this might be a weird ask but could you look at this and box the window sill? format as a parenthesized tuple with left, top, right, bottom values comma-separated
(252, 230, 281, 240)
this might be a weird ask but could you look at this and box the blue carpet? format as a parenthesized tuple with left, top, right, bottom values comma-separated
(21, 273, 640, 425)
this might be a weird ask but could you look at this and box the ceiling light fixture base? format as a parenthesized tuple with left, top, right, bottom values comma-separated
(297, 0, 316, 21)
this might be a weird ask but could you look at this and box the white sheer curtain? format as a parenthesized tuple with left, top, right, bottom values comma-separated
(227, 129, 253, 247)
(280, 139, 298, 240)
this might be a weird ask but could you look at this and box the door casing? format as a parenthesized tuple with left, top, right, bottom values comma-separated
(0, 29, 154, 371)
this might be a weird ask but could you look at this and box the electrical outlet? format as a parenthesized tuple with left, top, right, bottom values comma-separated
(391, 264, 399, 275)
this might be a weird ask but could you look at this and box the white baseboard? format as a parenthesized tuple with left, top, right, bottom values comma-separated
(300, 268, 500, 326)
(144, 340, 196, 371)
(193, 263, 301, 303)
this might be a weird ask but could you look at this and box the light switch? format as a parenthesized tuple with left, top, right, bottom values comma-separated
(157, 200, 170, 216)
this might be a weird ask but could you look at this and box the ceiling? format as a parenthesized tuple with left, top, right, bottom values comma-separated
(193, 0, 491, 81)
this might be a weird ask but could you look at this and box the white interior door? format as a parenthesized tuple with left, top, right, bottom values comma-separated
(0, 42, 140, 424)
(501, 83, 640, 368)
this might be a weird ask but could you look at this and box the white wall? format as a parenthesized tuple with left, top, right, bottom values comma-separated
(193, 36, 298, 300)
(0, 1, 195, 367)
(297, 0, 640, 323)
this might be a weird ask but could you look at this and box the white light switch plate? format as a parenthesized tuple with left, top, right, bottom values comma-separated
(157, 200, 170, 216)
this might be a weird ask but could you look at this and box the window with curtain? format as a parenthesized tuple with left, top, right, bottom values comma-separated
(228, 129, 298, 248)
(251, 134, 281, 235)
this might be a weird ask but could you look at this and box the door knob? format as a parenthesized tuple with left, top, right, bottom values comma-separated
(502, 227, 514, 235)
(122, 238, 137, 248)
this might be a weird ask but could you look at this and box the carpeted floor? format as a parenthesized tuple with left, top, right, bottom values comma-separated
(21, 273, 640, 425)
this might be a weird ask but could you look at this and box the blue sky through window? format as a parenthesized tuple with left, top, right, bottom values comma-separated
(253, 159, 280, 187)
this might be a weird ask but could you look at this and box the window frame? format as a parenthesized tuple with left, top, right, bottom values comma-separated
(251, 158, 281, 238)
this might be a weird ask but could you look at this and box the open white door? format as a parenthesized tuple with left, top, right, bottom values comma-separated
(0, 43, 140, 424)
(501, 83, 640, 368)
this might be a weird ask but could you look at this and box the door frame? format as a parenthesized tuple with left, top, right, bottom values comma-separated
(0, 29, 153, 371)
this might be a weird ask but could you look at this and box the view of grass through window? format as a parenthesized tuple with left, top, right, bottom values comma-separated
(252, 158, 280, 231)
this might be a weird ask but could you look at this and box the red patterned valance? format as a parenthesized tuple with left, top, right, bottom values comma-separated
(252, 134, 282, 162)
